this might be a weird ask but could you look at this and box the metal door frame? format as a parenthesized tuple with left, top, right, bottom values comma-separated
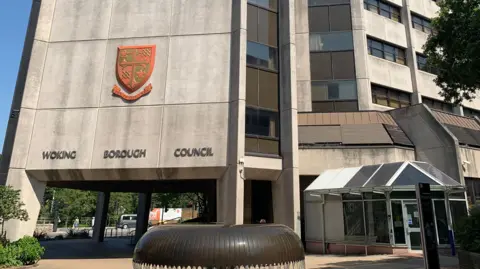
(402, 201, 421, 250)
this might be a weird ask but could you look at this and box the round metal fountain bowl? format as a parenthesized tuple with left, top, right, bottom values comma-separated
(133, 224, 305, 269)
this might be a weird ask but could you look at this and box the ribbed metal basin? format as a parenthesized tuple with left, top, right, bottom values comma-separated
(132, 224, 305, 269)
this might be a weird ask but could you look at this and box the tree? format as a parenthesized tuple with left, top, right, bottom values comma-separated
(0, 186, 29, 234)
(424, 0, 480, 104)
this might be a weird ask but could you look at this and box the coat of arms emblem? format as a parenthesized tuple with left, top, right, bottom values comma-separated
(112, 45, 156, 101)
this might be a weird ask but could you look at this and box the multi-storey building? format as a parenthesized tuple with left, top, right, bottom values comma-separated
(1, 0, 479, 255)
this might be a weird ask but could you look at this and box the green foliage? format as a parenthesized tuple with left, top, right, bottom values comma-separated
(0, 236, 44, 267)
(424, 0, 480, 104)
(0, 186, 29, 234)
(456, 205, 480, 253)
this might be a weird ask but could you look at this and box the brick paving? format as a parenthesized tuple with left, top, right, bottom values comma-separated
(37, 239, 459, 269)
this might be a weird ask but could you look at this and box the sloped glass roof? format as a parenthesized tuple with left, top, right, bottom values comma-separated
(305, 161, 464, 194)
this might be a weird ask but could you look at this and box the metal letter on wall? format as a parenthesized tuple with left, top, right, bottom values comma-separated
(112, 45, 156, 101)
(416, 183, 440, 269)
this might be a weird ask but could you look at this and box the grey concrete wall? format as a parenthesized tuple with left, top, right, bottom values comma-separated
(299, 147, 415, 175)
(390, 104, 464, 183)
(272, 0, 301, 235)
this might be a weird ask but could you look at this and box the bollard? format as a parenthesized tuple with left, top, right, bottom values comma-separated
(133, 224, 305, 269)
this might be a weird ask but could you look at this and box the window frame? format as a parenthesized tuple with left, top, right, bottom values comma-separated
(411, 13, 433, 34)
(367, 37, 406, 65)
(422, 96, 454, 113)
(371, 84, 411, 108)
(364, 0, 402, 23)
(416, 53, 437, 74)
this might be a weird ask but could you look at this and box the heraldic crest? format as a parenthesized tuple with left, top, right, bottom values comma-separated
(113, 45, 156, 101)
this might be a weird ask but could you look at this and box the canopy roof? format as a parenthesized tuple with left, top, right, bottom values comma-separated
(305, 161, 465, 194)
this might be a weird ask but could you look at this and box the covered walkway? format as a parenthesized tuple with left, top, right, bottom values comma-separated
(304, 161, 468, 255)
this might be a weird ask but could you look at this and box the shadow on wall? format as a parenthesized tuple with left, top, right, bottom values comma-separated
(41, 238, 134, 260)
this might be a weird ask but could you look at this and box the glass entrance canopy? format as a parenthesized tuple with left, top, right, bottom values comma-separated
(305, 161, 465, 195)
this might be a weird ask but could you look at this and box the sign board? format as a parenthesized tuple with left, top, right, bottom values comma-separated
(416, 183, 440, 269)
(149, 208, 182, 222)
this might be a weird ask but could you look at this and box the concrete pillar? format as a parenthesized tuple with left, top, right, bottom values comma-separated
(216, 0, 246, 225)
(92, 192, 110, 242)
(295, 0, 312, 112)
(403, 0, 422, 105)
(4, 169, 46, 241)
(134, 192, 152, 243)
(351, 0, 373, 110)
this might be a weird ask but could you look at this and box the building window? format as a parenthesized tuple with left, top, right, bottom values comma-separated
(463, 107, 480, 118)
(367, 38, 406, 65)
(247, 0, 277, 10)
(416, 54, 436, 74)
(412, 13, 432, 34)
(309, 32, 354, 52)
(310, 51, 356, 81)
(309, 5, 352, 33)
(422, 97, 454, 113)
(309, 0, 350, 6)
(364, 0, 401, 23)
(245, 107, 279, 155)
(246, 67, 278, 110)
(372, 84, 411, 108)
(311, 80, 358, 112)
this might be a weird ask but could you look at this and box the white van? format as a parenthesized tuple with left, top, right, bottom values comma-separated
(116, 214, 137, 229)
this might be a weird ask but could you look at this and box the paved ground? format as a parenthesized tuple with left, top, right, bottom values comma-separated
(37, 239, 459, 269)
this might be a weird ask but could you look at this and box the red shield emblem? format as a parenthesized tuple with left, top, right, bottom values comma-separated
(112, 45, 156, 101)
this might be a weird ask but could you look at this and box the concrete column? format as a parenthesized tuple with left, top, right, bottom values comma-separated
(92, 192, 110, 242)
(403, 0, 422, 105)
(295, 0, 312, 112)
(4, 169, 46, 241)
(351, 0, 373, 110)
(134, 192, 152, 243)
(216, 0, 246, 225)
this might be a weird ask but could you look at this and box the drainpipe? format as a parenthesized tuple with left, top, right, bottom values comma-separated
(321, 194, 326, 255)
(444, 190, 456, 256)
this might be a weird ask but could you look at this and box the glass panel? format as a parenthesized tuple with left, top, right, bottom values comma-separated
(434, 200, 449, 244)
(258, 138, 279, 155)
(309, 0, 350, 6)
(393, 164, 438, 186)
(342, 193, 363, 200)
(406, 204, 420, 228)
(258, 70, 278, 110)
(245, 107, 259, 135)
(310, 52, 333, 80)
(450, 201, 468, 228)
(364, 200, 390, 243)
(312, 101, 335, 112)
(329, 5, 352, 31)
(308, 7, 329, 32)
(364, 162, 403, 187)
(258, 109, 279, 137)
(247, 41, 278, 70)
(331, 51, 355, 79)
(248, 0, 277, 10)
(410, 231, 422, 250)
(309, 32, 354, 52)
(392, 201, 406, 244)
(334, 101, 358, 112)
(343, 202, 366, 239)
(363, 192, 386, 200)
(246, 67, 259, 106)
(258, 8, 278, 47)
(311, 82, 329, 101)
(247, 5, 259, 42)
(245, 137, 258, 152)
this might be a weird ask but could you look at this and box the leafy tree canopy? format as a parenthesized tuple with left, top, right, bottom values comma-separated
(0, 186, 29, 233)
(424, 0, 480, 104)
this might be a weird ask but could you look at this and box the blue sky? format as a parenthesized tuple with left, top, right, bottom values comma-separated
(0, 2, 32, 150)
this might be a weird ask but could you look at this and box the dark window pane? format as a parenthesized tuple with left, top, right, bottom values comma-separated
(258, 139, 279, 155)
(329, 5, 352, 31)
(334, 101, 358, 112)
(245, 137, 258, 152)
(309, 7, 329, 32)
(312, 101, 335, 112)
(309, 0, 350, 6)
(246, 107, 259, 135)
(247, 5, 258, 42)
(332, 51, 355, 79)
(364, 201, 390, 243)
(248, 0, 277, 10)
(310, 52, 332, 80)
(372, 84, 411, 108)
(246, 67, 259, 106)
(343, 202, 365, 238)
(309, 32, 354, 51)
(247, 41, 278, 70)
(258, 8, 278, 47)
(258, 70, 278, 110)
(312, 80, 357, 101)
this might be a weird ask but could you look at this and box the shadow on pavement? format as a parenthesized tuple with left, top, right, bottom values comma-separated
(307, 255, 458, 269)
(41, 238, 135, 260)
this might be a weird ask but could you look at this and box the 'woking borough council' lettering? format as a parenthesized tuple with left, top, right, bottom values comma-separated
(174, 148, 214, 157)
(42, 151, 77, 160)
(104, 149, 147, 159)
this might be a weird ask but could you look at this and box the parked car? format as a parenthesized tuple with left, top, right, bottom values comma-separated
(116, 214, 137, 229)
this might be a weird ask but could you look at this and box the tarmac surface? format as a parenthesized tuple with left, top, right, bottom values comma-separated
(37, 238, 459, 269)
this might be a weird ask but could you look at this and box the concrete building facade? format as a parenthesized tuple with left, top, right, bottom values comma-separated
(2, 0, 480, 252)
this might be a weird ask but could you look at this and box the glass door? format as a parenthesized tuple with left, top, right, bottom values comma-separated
(403, 202, 422, 250)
